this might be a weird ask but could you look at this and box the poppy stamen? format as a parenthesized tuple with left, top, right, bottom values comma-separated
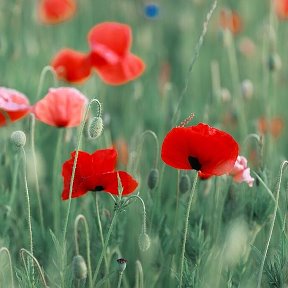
(188, 156, 201, 171)
(94, 186, 104, 191)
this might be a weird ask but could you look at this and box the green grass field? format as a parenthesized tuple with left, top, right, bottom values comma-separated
(1, 0, 288, 287)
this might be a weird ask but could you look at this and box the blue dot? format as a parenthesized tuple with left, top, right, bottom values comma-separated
(144, 3, 160, 19)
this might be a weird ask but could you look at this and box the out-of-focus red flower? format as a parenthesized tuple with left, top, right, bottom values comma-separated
(229, 155, 254, 187)
(257, 116, 284, 139)
(113, 138, 129, 167)
(38, 0, 76, 24)
(61, 148, 138, 200)
(51, 49, 92, 84)
(88, 22, 145, 85)
(219, 9, 242, 34)
(274, 0, 288, 19)
(0, 87, 31, 127)
(33, 87, 88, 127)
(161, 123, 239, 176)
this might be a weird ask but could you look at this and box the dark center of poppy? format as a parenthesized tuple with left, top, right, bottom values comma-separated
(188, 156, 201, 171)
(94, 185, 104, 192)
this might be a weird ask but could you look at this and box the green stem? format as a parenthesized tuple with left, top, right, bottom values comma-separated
(8, 154, 20, 209)
(135, 260, 144, 288)
(117, 272, 123, 288)
(0, 247, 14, 287)
(92, 212, 118, 286)
(178, 172, 198, 288)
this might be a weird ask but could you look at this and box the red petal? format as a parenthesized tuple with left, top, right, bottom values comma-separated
(34, 87, 88, 127)
(94, 53, 145, 85)
(88, 22, 131, 58)
(38, 0, 76, 24)
(161, 123, 239, 176)
(91, 148, 117, 174)
(51, 49, 92, 84)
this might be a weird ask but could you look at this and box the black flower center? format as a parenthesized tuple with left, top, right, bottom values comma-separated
(188, 156, 201, 171)
(94, 185, 104, 191)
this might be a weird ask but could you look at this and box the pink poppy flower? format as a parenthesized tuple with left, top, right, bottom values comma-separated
(229, 156, 254, 187)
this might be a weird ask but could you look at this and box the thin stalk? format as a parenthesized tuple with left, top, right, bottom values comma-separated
(0, 247, 14, 287)
(8, 153, 20, 208)
(117, 272, 123, 288)
(256, 161, 288, 288)
(74, 215, 93, 288)
(92, 212, 118, 286)
(178, 173, 198, 288)
(135, 260, 144, 288)
(30, 114, 45, 237)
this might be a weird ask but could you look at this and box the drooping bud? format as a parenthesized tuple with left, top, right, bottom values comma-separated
(138, 232, 151, 251)
(72, 255, 87, 280)
(179, 174, 191, 194)
(147, 168, 159, 189)
(10, 131, 26, 149)
(116, 258, 128, 272)
(87, 116, 103, 139)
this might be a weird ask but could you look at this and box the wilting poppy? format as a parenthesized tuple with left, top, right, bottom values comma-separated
(219, 9, 242, 34)
(161, 123, 239, 176)
(274, 0, 288, 19)
(51, 49, 92, 84)
(229, 156, 254, 187)
(38, 0, 76, 24)
(257, 116, 284, 139)
(33, 87, 88, 127)
(88, 22, 145, 85)
(0, 87, 31, 127)
(61, 148, 138, 200)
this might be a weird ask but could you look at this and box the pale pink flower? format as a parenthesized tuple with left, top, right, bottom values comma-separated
(230, 156, 254, 187)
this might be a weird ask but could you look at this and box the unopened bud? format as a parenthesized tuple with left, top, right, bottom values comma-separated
(72, 255, 87, 280)
(179, 175, 191, 194)
(88, 117, 103, 139)
(138, 232, 151, 251)
(10, 131, 26, 149)
(268, 54, 281, 71)
(147, 168, 159, 189)
(116, 258, 128, 272)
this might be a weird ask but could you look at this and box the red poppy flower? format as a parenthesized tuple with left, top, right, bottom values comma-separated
(61, 148, 138, 200)
(38, 0, 76, 24)
(51, 49, 92, 84)
(0, 87, 31, 127)
(87, 22, 145, 85)
(33, 87, 88, 127)
(257, 116, 284, 139)
(219, 9, 242, 34)
(274, 0, 288, 19)
(161, 123, 239, 176)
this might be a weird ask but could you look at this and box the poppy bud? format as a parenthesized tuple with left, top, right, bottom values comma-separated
(138, 232, 151, 251)
(268, 54, 282, 71)
(116, 258, 128, 272)
(179, 175, 191, 194)
(88, 116, 103, 139)
(10, 131, 26, 149)
(72, 255, 87, 280)
(147, 168, 159, 189)
(241, 79, 254, 100)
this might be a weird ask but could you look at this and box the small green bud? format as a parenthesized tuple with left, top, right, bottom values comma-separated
(147, 168, 159, 189)
(88, 116, 103, 139)
(10, 131, 26, 149)
(116, 258, 128, 272)
(179, 175, 191, 194)
(138, 232, 151, 251)
(72, 255, 87, 280)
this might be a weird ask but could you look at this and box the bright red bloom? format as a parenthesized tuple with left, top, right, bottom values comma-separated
(161, 123, 239, 176)
(51, 49, 92, 84)
(0, 87, 31, 127)
(87, 22, 145, 85)
(61, 148, 138, 200)
(33, 87, 88, 127)
(274, 0, 288, 19)
(219, 9, 242, 34)
(38, 0, 76, 24)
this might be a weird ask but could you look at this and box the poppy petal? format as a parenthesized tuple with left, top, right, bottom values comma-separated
(51, 49, 92, 84)
(91, 148, 117, 174)
(94, 53, 145, 85)
(88, 22, 132, 58)
(38, 0, 76, 24)
(33, 87, 88, 127)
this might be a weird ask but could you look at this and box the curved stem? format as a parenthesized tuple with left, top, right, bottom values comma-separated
(36, 65, 58, 99)
(179, 172, 198, 288)
(74, 215, 93, 288)
(20, 248, 47, 287)
(92, 212, 118, 286)
(0, 247, 14, 287)
(30, 114, 45, 237)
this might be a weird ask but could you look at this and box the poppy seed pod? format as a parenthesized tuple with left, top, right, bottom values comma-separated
(179, 174, 191, 194)
(138, 232, 151, 251)
(147, 168, 159, 189)
(10, 131, 26, 148)
(88, 116, 103, 139)
(72, 255, 87, 280)
(116, 258, 128, 272)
